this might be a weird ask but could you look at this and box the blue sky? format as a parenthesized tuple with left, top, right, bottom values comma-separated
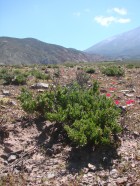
(0, 0, 140, 50)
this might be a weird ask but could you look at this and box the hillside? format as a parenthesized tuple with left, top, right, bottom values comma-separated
(0, 37, 102, 65)
(85, 26, 140, 60)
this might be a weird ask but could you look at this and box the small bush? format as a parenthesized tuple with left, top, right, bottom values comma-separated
(76, 70, 90, 87)
(12, 74, 27, 85)
(1, 69, 27, 85)
(102, 66, 124, 76)
(30, 69, 50, 80)
(2, 73, 15, 84)
(0, 68, 7, 79)
(86, 68, 95, 74)
(19, 81, 121, 147)
(126, 64, 134, 69)
(54, 68, 60, 78)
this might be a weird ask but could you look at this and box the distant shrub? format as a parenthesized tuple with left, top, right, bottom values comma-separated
(47, 64, 59, 68)
(86, 68, 95, 74)
(76, 70, 90, 87)
(19, 81, 121, 147)
(102, 66, 124, 76)
(0, 68, 7, 79)
(12, 74, 27, 85)
(2, 73, 15, 84)
(64, 63, 76, 68)
(126, 64, 134, 69)
(1, 69, 27, 85)
(30, 69, 50, 80)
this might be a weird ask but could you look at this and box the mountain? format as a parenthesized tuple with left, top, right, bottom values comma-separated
(85, 27, 140, 60)
(0, 37, 102, 65)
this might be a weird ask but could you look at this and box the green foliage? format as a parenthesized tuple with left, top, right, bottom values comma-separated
(0, 68, 7, 79)
(19, 81, 121, 147)
(86, 68, 95, 74)
(54, 68, 60, 78)
(0, 67, 27, 85)
(19, 88, 36, 113)
(102, 65, 124, 76)
(2, 72, 27, 85)
(126, 64, 134, 69)
(12, 74, 27, 85)
(30, 69, 50, 80)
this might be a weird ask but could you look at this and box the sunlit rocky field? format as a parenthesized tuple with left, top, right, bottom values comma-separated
(0, 62, 140, 185)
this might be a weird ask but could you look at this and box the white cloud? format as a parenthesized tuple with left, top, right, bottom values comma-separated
(116, 18, 131, 23)
(73, 12, 81, 17)
(94, 16, 131, 26)
(113, 8, 127, 15)
(94, 16, 116, 26)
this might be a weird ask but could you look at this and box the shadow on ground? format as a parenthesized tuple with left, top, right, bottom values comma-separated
(66, 145, 119, 174)
(21, 116, 120, 173)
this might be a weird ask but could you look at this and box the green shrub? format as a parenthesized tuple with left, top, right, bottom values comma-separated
(102, 66, 124, 76)
(76, 70, 90, 87)
(1, 69, 27, 85)
(12, 74, 27, 85)
(19, 88, 37, 113)
(86, 68, 95, 74)
(2, 73, 14, 84)
(19, 82, 121, 147)
(126, 64, 134, 69)
(54, 68, 60, 78)
(0, 68, 7, 79)
(47, 64, 59, 68)
(30, 69, 50, 80)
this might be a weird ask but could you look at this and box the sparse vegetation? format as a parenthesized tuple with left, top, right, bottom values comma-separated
(102, 65, 124, 76)
(0, 62, 140, 185)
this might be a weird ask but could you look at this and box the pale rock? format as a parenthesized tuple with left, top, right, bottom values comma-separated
(87, 172, 93, 177)
(119, 90, 130, 93)
(125, 93, 134, 97)
(31, 83, 49, 89)
(8, 154, 17, 163)
(110, 169, 119, 178)
(133, 131, 139, 138)
(116, 177, 128, 184)
(88, 163, 96, 171)
(37, 89, 45, 92)
(2, 90, 10, 96)
(47, 173, 55, 179)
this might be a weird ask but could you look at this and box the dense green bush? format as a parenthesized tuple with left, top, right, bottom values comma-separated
(0, 68, 7, 79)
(86, 68, 95, 74)
(126, 64, 134, 69)
(2, 72, 27, 85)
(19, 81, 121, 147)
(30, 69, 50, 80)
(102, 66, 124, 76)
(2, 73, 15, 84)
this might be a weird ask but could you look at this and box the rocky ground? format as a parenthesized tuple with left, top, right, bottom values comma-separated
(0, 64, 140, 185)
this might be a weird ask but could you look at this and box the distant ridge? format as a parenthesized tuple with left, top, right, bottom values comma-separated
(0, 37, 102, 65)
(85, 26, 140, 60)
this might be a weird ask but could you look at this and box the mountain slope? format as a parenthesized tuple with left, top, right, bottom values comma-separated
(85, 27, 140, 59)
(0, 37, 101, 65)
